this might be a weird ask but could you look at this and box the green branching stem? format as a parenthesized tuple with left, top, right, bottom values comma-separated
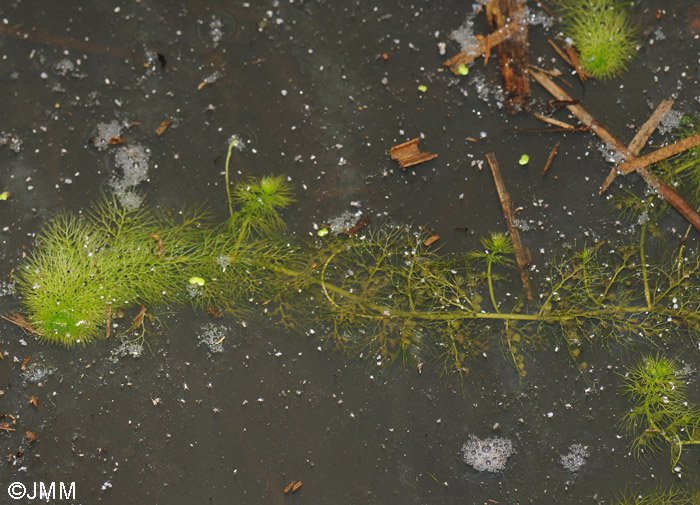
(225, 139, 237, 220)
(268, 263, 679, 325)
(487, 258, 500, 314)
(640, 223, 652, 309)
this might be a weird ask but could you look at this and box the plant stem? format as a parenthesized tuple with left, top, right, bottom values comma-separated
(487, 258, 500, 313)
(267, 263, 668, 325)
(225, 139, 237, 220)
(640, 223, 652, 309)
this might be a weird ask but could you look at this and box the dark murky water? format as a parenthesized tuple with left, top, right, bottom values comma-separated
(1, 1, 699, 503)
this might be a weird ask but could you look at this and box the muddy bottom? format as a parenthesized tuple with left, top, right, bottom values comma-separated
(1, 1, 699, 503)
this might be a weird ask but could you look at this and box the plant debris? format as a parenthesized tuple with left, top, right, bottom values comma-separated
(155, 118, 174, 136)
(283, 480, 302, 494)
(388, 138, 438, 169)
(601, 99, 675, 190)
(618, 134, 700, 175)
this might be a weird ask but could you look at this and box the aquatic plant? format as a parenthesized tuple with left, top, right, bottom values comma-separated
(223, 138, 294, 239)
(16, 186, 700, 375)
(620, 355, 700, 473)
(228, 175, 294, 238)
(14, 126, 700, 381)
(612, 485, 700, 505)
(555, 0, 638, 79)
(16, 183, 298, 345)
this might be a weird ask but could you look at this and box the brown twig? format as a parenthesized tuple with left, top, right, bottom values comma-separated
(601, 99, 675, 191)
(546, 99, 581, 113)
(508, 127, 587, 133)
(541, 142, 561, 177)
(535, 0, 555, 18)
(485, 153, 534, 302)
(343, 217, 371, 236)
(547, 39, 573, 66)
(1, 312, 39, 334)
(129, 305, 147, 332)
(533, 112, 577, 130)
(150, 233, 164, 258)
(444, 22, 521, 72)
(530, 68, 700, 233)
(564, 45, 592, 84)
(618, 134, 700, 175)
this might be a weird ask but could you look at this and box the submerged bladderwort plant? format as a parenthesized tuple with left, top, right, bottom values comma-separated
(16, 156, 298, 346)
(13, 130, 700, 379)
(556, 0, 639, 79)
(612, 485, 700, 505)
(15, 184, 700, 377)
(620, 355, 700, 474)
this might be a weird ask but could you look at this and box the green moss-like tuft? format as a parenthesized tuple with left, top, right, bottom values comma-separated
(557, 0, 639, 79)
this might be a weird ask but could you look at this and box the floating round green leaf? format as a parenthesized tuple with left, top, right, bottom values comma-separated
(456, 64, 469, 76)
(519, 154, 529, 166)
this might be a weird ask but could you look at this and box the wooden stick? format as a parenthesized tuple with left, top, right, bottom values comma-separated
(533, 112, 577, 130)
(547, 39, 573, 66)
(565, 45, 591, 84)
(618, 134, 700, 175)
(530, 68, 700, 233)
(485, 153, 534, 302)
(508, 127, 588, 133)
(541, 142, 561, 176)
(600, 99, 674, 191)
(628, 100, 675, 155)
(444, 22, 520, 72)
(535, 0, 555, 18)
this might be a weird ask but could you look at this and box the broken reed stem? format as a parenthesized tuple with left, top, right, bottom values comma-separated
(541, 142, 560, 176)
(535, 0, 555, 18)
(485, 153, 534, 302)
(618, 134, 700, 175)
(533, 112, 577, 130)
(628, 100, 675, 155)
(530, 68, 700, 233)
(601, 99, 675, 191)
(547, 39, 573, 66)
(508, 127, 587, 133)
